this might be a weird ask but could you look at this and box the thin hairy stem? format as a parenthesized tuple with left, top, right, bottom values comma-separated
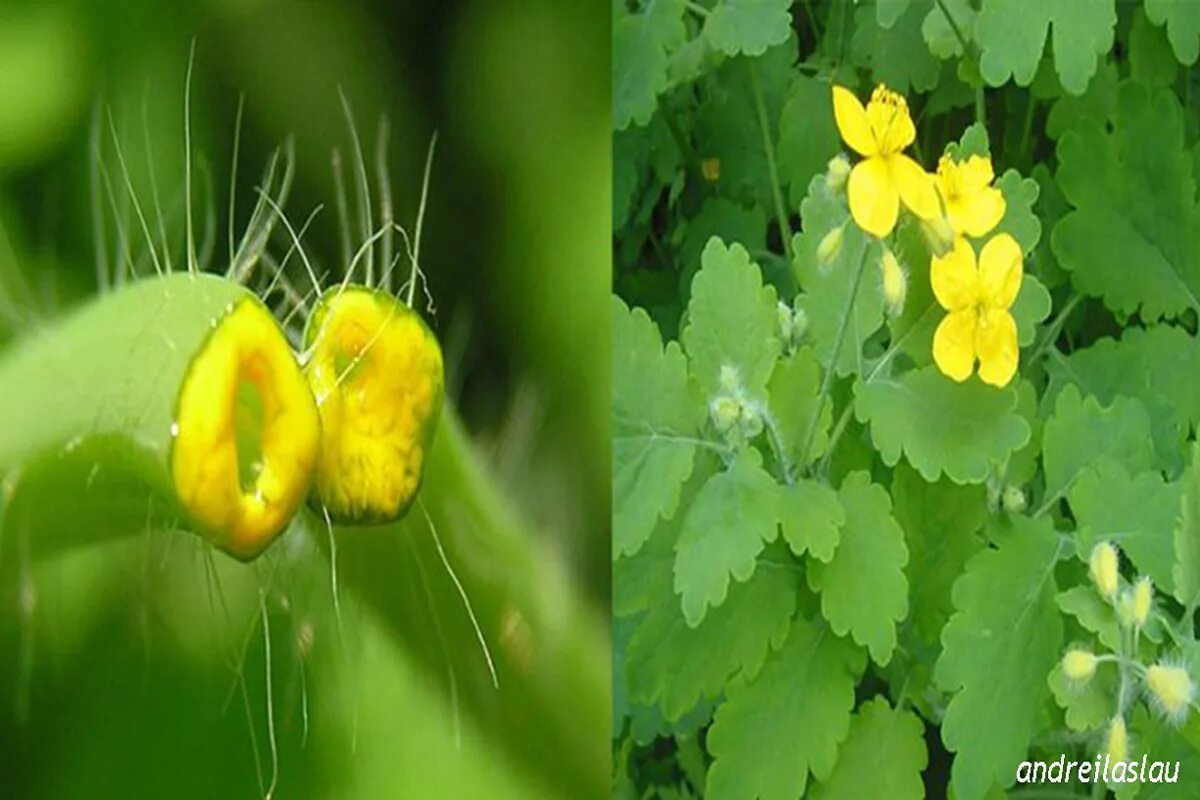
(408, 131, 437, 308)
(375, 117, 394, 293)
(229, 93, 245, 268)
(338, 88, 374, 285)
(184, 39, 197, 274)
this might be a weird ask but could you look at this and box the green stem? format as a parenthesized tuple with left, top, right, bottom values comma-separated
(658, 98, 701, 181)
(798, 0, 821, 45)
(933, 0, 984, 126)
(1018, 91, 1037, 163)
(749, 61, 793, 263)
(801, 244, 869, 475)
(1029, 293, 1082, 365)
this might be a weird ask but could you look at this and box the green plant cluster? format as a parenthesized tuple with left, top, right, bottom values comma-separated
(613, 1, 1200, 797)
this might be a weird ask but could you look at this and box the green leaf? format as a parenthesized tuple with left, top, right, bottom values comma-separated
(613, 296, 702, 558)
(779, 478, 844, 562)
(1056, 585, 1120, 651)
(682, 237, 781, 399)
(627, 546, 796, 720)
(614, 511, 681, 618)
(807, 472, 909, 666)
(1041, 385, 1157, 516)
(1131, 5, 1180, 89)
(674, 450, 781, 626)
(1145, 0, 1200, 66)
(891, 464, 987, 644)
(706, 616, 865, 800)
(1010, 273, 1051, 348)
(1052, 83, 1200, 322)
(974, 0, 1116, 95)
(1068, 458, 1180, 593)
(792, 177, 883, 376)
(935, 516, 1065, 800)
(877, 0, 914, 29)
(854, 366, 1031, 484)
(991, 169, 1042, 256)
(810, 697, 928, 800)
(850, 2, 940, 94)
(922, 0, 976, 60)
(777, 75, 840, 209)
(680, 199, 767, 277)
(1174, 442, 1200, 609)
(703, 0, 792, 57)
(613, 0, 687, 130)
(1048, 660, 1117, 732)
(1043, 325, 1200, 475)
(767, 347, 829, 469)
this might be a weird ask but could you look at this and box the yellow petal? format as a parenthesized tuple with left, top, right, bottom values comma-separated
(832, 86, 878, 158)
(933, 310, 976, 382)
(891, 154, 939, 221)
(959, 155, 995, 187)
(930, 236, 978, 312)
(976, 308, 1018, 387)
(848, 157, 899, 238)
(866, 85, 915, 154)
(979, 233, 1023, 309)
(947, 185, 1005, 238)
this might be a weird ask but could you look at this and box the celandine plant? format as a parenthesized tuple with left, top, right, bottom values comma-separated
(614, 1, 1200, 798)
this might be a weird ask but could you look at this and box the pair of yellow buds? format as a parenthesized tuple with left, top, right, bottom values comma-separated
(172, 284, 444, 560)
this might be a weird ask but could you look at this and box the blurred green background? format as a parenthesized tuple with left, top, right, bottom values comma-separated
(0, 0, 609, 797)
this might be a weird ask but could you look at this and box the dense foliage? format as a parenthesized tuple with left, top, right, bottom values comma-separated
(613, 1, 1200, 797)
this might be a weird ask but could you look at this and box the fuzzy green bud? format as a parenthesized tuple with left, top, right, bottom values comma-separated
(718, 364, 740, 394)
(825, 154, 851, 192)
(1106, 716, 1128, 765)
(1062, 648, 1097, 683)
(817, 224, 845, 270)
(1001, 485, 1026, 514)
(879, 248, 907, 318)
(710, 396, 740, 433)
(1147, 662, 1195, 724)
(738, 402, 763, 439)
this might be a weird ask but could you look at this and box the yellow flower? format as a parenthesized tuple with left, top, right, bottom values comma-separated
(930, 233, 1023, 387)
(832, 84, 939, 238)
(934, 154, 1006, 237)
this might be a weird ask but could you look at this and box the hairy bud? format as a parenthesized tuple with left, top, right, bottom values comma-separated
(1062, 648, 1097, 683)
(1089, 542, 1119, 600)
(879, 248, 907, 318)
(1146, 662, 1195, 724)
(817, 224, 845, 270)
(825, 154, 851, 192)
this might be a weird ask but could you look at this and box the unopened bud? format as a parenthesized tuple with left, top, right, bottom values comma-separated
(1132, 577, 1153, 628)
(718, 365, 740, 394)
(817, 224, 845, 269)
(1062, 648, 1097, 683)
(777, 301, 794, 344)
(825, 154, 851, 192)
(791, 307, 808, 341)
(1106, 716, 1128, 764)
(701, 158, 721, 182)
(1117, 590, 1136, 629)
(921, 214, 955, 257)
(1001, 485, 1026, 514)
(710, 396, 740, 433)
(1146, 662, 1195, 724)
(1089, 542, 1119, 600)
(739, 402, 763, 439)
(879, 249, 906, 318)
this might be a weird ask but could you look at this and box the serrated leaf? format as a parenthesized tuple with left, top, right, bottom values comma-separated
(1043, 325, 1200, 475)
(1010, 273, 1051, 348)
(807, 472, 909, 666)
(850, 2, 940, 94)
(1068, 458, 1180, 593)
(935, 516, 1065, 800)
(703, 0, 792, 57)
(1052, 83, 1200, 322)
(779, 478, 843, 562)
(1048, 660, 1117, 732)
(1056, 585, 1120, 651)
(991, 169, 1041, 256)
(1040, 384, 1156, 514)
(681, 198, 767, 276)
(1131, 6, 1180, 89)
(767, 347, 829, 469)
(706, 616, 865, 800)
(854, 366, 1031, 484)
(613, 0, 687, 130)
(792, 177, 883, 376)
(1145, 0, 1200, 66)
(810, 697, 928, 800)
(1174, 442, 1200, 609)
(628, 546, 796, 720)
(974, 0, 1115, 95)
(682, 237, 781, 399)
(777, 75, 840, 208)
(891, 463, 987, 644)
(923, 0, 976, 59)
(614, 296, 701, 558)
(674, 450, 781, 625)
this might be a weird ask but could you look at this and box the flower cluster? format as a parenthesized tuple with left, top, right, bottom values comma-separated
(1061, 542, 1196, 768)
(830, 83, 1020, 387)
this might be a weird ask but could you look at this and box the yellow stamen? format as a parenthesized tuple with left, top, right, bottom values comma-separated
(305, 287, 444, 523)
(171, 299, 320, 560)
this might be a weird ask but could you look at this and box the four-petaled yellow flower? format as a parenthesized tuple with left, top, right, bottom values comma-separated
(935, 154, 1006, 237)
(931, 233, 1023, 387)
(832, 84, 938, 238)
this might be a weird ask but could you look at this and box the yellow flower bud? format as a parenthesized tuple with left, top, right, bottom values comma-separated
(1132, 576, 1153, 628)
(1146, 663, 1195, 724)
(701, 158, 721, 182)
(1105, 716, 1127, 765)
(826, 154, 851, 192)
(817, 224, 845, 270)
(1089, 542, 1119, 600)
(879, 248, 907, 318)
(1062, 648, 1097, 683)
